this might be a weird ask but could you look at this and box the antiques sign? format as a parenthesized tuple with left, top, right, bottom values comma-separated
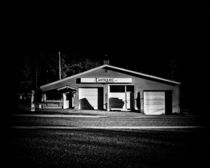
(81, 78, 132, 83)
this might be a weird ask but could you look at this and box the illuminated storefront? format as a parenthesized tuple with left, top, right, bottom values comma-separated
(40, 64, 180, 115)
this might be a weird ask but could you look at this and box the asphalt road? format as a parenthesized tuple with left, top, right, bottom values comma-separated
(5, 128, 209, 168)
(4, 112, 208, 168)
(10, 113, 204, 128)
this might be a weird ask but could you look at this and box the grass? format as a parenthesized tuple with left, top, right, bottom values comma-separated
(6, 128, 208, 168)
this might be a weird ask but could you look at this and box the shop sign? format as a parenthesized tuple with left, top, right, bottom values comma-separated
(97, 78, 132, 83)
(81, 78, 132, 83)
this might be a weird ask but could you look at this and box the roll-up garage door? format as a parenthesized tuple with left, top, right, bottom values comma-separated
(79, 88, 98, 110)
(144, 92, 165, 115)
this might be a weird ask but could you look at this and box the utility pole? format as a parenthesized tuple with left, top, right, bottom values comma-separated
(59, 51, 62, 80)
(35, 52, 38, 103)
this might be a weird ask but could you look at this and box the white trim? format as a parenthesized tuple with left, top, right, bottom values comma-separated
(40, 64, 180, 90)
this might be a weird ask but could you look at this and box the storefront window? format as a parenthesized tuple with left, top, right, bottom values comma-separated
(110, 85, 125, 92)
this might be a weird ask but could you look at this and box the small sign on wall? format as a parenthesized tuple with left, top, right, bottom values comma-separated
(80, 78, 96, 83)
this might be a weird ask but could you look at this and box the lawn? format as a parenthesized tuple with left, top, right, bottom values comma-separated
(5, 128, 209, 168)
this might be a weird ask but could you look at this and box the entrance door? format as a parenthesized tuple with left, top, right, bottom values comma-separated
(66, 92, 74, 109)
(144, 91, 165, 115)
(109, 85, 134, 111)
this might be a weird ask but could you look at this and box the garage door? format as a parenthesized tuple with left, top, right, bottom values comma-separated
(144, 92, 165, 115)
(79, 88, 98, 110)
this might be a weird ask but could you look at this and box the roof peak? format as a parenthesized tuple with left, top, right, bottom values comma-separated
(40, 64, 180, 90)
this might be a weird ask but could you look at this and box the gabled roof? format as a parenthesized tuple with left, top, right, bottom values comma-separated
(40, 64, 181, 90)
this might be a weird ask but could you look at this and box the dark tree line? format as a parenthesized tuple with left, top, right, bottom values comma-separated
(16, 49, 180, 97)
(16, 49, 102, 96)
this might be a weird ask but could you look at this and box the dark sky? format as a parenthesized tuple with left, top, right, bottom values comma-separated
(4, 6, 208, 78)
(4, 5, 209, 67)
(2, 4, 210, 112)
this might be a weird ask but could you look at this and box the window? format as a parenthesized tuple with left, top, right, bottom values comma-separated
(110, 85, 125, 92)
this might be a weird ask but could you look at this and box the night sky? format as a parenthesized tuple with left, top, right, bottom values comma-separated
(1, 4, 210, 115)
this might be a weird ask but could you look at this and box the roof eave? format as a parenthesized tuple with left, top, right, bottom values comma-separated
(40, 64, 107, 90)
(105, 64, 181, 85)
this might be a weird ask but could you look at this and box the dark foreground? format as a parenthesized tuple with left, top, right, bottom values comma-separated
(3, 128, 209, 168)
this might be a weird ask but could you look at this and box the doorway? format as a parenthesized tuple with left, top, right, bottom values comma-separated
(109, 85, 134, 111)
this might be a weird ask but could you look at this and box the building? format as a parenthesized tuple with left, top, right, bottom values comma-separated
(40, 64, 180, 115)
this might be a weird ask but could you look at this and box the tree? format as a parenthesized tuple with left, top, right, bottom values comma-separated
(16, 48, 102, 95)
(37, 50, 102, 85)
(16, 55, 35, 93)
(61, 55, 101, 78)
(167, 58, 179, 80)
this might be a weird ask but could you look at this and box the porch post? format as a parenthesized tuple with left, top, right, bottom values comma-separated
(62, 93, 66, 109)
(42, 93, 46, 102)
(140, 91, 144, 113)
(107, 85, 110, 112)
(30, 90, 35, 112)
(124, 85, 127, 110)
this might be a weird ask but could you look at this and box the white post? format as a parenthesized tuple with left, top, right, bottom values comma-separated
(63, 93, 66, 109)
(42, 94, 46, 102)
(63, 93, 69, 109)
(141, 91, 144, 113)
(31, 90, 35, 112)
(107, 85, 110, 111)
(124, 85, 127, 110)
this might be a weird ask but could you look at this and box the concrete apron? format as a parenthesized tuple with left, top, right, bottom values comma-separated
(37, 109, 145, 117)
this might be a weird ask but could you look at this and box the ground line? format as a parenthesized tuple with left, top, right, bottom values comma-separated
(13, 114, 107, 118)
(11, 125, 203, 130)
